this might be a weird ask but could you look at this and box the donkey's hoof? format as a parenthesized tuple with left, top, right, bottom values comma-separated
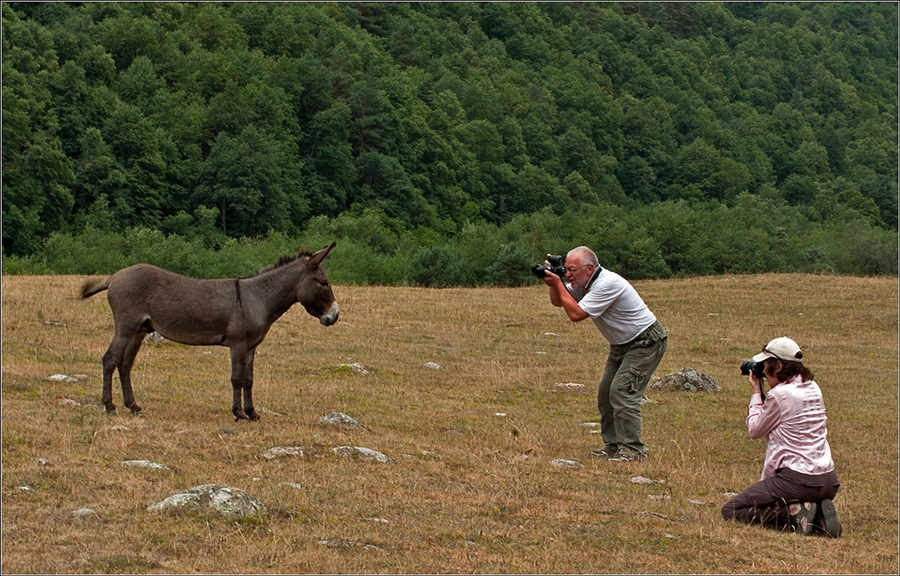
(233, 410, 249, 421)
(127, 403, 142, 415)
(105, 405, 117, 415)
(247, 410, 261, 422)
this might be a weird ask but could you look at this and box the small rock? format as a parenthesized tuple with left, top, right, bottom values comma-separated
(555, 382, 585, 388)
(55, 397, 80, 406)
(631, 476, 665, 485)
(37, 458, 50, 466)
(144, 332, 168, 344)
(332, 446, 392, 463)
(550, 458, 583, 468)
(424, 362, 443, 370)
(72, 508, 94, 517)
(262, 446, 304, 460)
(318, 412, 364, 429)
(257, 407, 284, 417)
(337, 363, 369, 375)
(122, 460, 171, 471)
(318, 539, 383, 551)
(412, 450, 442, 460)
(49, 374, 77, 383)
(277, 482, 304, 490)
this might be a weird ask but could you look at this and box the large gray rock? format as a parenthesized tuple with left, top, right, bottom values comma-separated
(147, 484, 267, 519)
(649, 368, 721, 393)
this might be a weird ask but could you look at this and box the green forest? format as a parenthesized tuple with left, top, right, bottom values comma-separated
(2, 2, 897, 285)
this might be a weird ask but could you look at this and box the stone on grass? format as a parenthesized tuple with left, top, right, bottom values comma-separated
(144, 332, 168, 345)
(147, 484, 266, 520)
(122, 459, 171, 471)
(631, 475, 665, 485)
(337, 363, 369, 375)
(318, 411, 365, 429)
(556, 382, 585, 389)
(332, 446, 393, 463)
(649, 368, 721, 393)
(262, 446, 305, 460)
(551, 458, 583, 468)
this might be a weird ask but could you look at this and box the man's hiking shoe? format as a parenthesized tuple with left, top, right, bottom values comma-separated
(608, 450, 645, 462)
(790, 501, 817, 536)
(589, 447, 617, 458)
(816, 499, 842, 538)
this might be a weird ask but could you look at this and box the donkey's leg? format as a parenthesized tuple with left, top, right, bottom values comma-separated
(230, 345, 254, 421)
(118, 332, 146, 414)
(242, 349, 259, 421)
(101, 333, 134, 414)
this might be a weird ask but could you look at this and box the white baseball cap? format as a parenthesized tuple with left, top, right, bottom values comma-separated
(752, 337, 804, 363)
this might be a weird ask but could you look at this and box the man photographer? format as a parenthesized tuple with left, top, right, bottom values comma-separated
(538, 246, 667, 462)
(721, 337, 842, 537)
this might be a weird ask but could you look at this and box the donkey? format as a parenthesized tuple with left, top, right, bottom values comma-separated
(80, 243, 339, 421)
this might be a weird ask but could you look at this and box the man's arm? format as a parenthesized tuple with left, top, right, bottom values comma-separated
(542, 272, 590, 322)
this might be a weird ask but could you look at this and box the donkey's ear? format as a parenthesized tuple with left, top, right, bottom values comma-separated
(308, 242, 336, 267)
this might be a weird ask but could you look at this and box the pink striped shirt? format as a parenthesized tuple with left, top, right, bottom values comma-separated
(747, 375, 835, 480)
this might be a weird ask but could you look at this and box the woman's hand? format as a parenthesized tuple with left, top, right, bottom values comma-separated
(748, 373, 763, 396)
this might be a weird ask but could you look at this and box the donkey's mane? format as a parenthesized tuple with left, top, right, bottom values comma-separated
(246, 249, 314, 278)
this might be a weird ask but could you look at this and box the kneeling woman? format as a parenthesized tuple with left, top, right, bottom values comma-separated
(722, 337, 841, 537)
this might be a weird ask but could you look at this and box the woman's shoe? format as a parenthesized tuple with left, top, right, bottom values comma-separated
(816, 499, 842, 538)
(790, 501, 817, 535)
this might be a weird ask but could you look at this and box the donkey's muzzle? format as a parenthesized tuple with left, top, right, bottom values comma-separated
(319, 302, 339, 326)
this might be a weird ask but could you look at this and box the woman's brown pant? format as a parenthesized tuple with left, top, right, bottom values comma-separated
(722, 467, 840, 529)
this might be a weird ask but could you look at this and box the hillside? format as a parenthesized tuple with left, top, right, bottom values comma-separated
(2, 2, 897, 280)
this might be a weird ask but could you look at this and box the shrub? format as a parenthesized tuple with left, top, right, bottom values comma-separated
(408, 246, 469, 287)
(485, 241, 533, 287)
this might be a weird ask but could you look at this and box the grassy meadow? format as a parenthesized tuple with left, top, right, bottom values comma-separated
(1, 273, 897, 574)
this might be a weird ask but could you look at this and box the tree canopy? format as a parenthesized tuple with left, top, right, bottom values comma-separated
(2, 2, 897, 281)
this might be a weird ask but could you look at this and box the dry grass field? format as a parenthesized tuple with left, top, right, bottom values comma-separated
(2, 273, 897, 574)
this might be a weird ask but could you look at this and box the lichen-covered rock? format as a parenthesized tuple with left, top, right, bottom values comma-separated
(318, 412, 364, 429)
(147, 484, 266, 519)
(332, 446, 392, 463)
(649, 368, 721, 393)
(261, 446, 305, 460)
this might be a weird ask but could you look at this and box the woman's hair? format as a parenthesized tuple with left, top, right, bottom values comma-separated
(763, 357, 814, 382)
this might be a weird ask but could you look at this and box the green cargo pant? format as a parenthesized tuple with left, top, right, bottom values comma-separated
(597, 320, 668, 457)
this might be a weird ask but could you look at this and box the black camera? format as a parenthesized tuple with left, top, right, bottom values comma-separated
(531, 254, 567, 279)
(740, 360, 766, 379)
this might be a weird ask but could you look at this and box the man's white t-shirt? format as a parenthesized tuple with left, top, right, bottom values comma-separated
(567, 268, 657, 345)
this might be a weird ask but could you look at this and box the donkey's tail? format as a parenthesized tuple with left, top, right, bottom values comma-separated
(80, 278, 109, 299)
